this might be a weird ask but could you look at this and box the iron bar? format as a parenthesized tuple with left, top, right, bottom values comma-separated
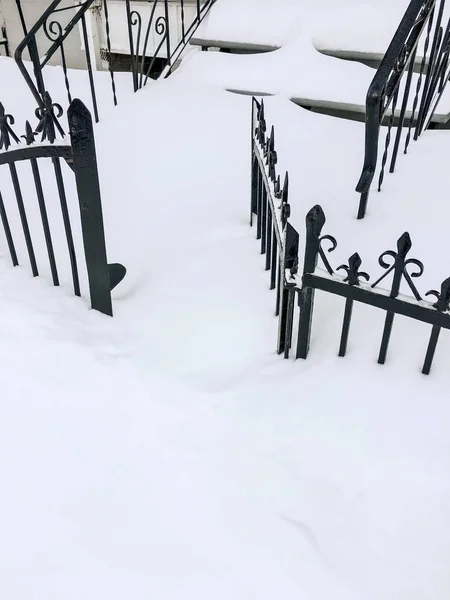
(30, 158, 59, 286)
(81, 14, 99, 123)
(52, 156, 80, 296)
(0, 189, 18, 266)
(9, 163, 38, 276)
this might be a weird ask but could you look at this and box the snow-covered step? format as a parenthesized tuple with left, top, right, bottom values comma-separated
(310, 4, 405, 68)
(190, 0, 304, 53)
(178, 36, 450, 125)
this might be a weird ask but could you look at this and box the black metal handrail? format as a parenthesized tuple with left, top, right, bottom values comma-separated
(356, 0, 450, 219)
(13, 0, 217, 118)
(14, 0, 114, 124)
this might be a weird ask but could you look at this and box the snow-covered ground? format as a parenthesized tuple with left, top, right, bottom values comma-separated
(1, 2, 450, 599)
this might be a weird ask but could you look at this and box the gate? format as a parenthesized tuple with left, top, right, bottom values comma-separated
(0, 95, 125, 316)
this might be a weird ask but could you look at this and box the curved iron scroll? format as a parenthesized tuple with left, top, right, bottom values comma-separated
(126, 0, 218, 90)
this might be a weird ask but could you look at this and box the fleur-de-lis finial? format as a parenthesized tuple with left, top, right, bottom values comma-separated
(337, 253, 370, 286)
(371, 232, 424, 300)
(256, 99, 266, 146)
(34, 91, 64, 143)
(426, 277, 450, 312)
(21, 121, 36, 146)
(274, 174, 281, 199)
(0, 102, 20, 151)
(267, 126, 277, 182)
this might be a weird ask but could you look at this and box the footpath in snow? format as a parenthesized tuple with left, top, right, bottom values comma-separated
(1, 2, 450, 599)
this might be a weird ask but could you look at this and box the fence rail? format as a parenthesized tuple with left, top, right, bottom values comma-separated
(251, 98, 450, 375)
(356, 0, 450, 218)
(0, 95, 125, 315)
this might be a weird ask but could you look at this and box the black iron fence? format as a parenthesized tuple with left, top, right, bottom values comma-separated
(0, 95, 125, 316)
(356, 0, 450, 218)
(252, 98, 450, 375)
(0, 25, 9, 57)
(13, 0, 216, 120)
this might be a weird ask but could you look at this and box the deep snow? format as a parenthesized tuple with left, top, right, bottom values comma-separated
(1, 2, 450, 599)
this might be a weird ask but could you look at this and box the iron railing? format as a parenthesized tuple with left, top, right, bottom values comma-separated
(14, 0, 116, 124)
(252, 98, 450, 375)
(0, 96, 126, 315)
(356, 0, 450, 218)
(126, 0, 217, 91)
(13, 0, 217, 119)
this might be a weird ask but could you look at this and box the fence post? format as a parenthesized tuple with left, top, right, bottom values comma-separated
(68, 98, 114, 316)
(296, 205, 325, 359)
(277, 222, 299, 357)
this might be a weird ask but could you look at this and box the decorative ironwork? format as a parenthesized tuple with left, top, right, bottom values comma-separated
(0, 97, 126, 315)
(355, 0, 450, 219)
(250, 99, 450, 375)
(126, 0, 217, 91)
(293, 204, 450, 375)
(251, 97, 292, 350)
(0, 103, 20, 151)
(35, 92, 64, 143)
(337, 253, 369, 286)
(14, 0, 117, 124)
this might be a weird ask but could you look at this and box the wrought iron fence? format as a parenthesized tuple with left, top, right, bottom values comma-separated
(252, 97, 450, 375)
(356, 0, 450, 219)
(126, 0, 217, 91)
(0, 95, 125, 315)
(0, 25, 9, 57)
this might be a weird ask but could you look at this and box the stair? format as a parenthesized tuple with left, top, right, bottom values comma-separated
(185, 0, 450, 126)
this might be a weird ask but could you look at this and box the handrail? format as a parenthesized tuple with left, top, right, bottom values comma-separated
(355, 0, 450, 219)
(13, 0, 218, 119)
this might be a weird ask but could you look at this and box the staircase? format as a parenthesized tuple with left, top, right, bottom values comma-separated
(187, 0, 450, 127)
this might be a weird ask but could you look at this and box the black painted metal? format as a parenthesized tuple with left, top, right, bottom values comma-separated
(126, 0, 217, 89)
(293, 205, 450, 375)
(0, 97, 125, 315)
(356, 0, 450, 219)
(14, 0, 117, 123)
(251, 97, 450, 375)
(251, 98, 290, 346)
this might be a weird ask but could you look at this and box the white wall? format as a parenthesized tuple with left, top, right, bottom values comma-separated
(0, 0, 89, 69)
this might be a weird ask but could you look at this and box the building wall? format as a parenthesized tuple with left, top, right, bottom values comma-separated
(0, 0, 206, 69)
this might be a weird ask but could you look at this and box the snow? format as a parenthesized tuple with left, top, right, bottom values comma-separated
(1, 3, 450, 599)
(192, 0, 399, 50)
(180, 29, 450, 122)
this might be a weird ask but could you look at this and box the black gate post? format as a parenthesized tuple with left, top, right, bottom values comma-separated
(68, 98, 114, 316)
(296, 205, 325, 359)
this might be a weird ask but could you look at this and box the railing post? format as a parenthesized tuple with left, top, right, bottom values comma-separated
(296, 205, 325, 359)
(68, 98, 114, 316)
(164, 0, 171, 70)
